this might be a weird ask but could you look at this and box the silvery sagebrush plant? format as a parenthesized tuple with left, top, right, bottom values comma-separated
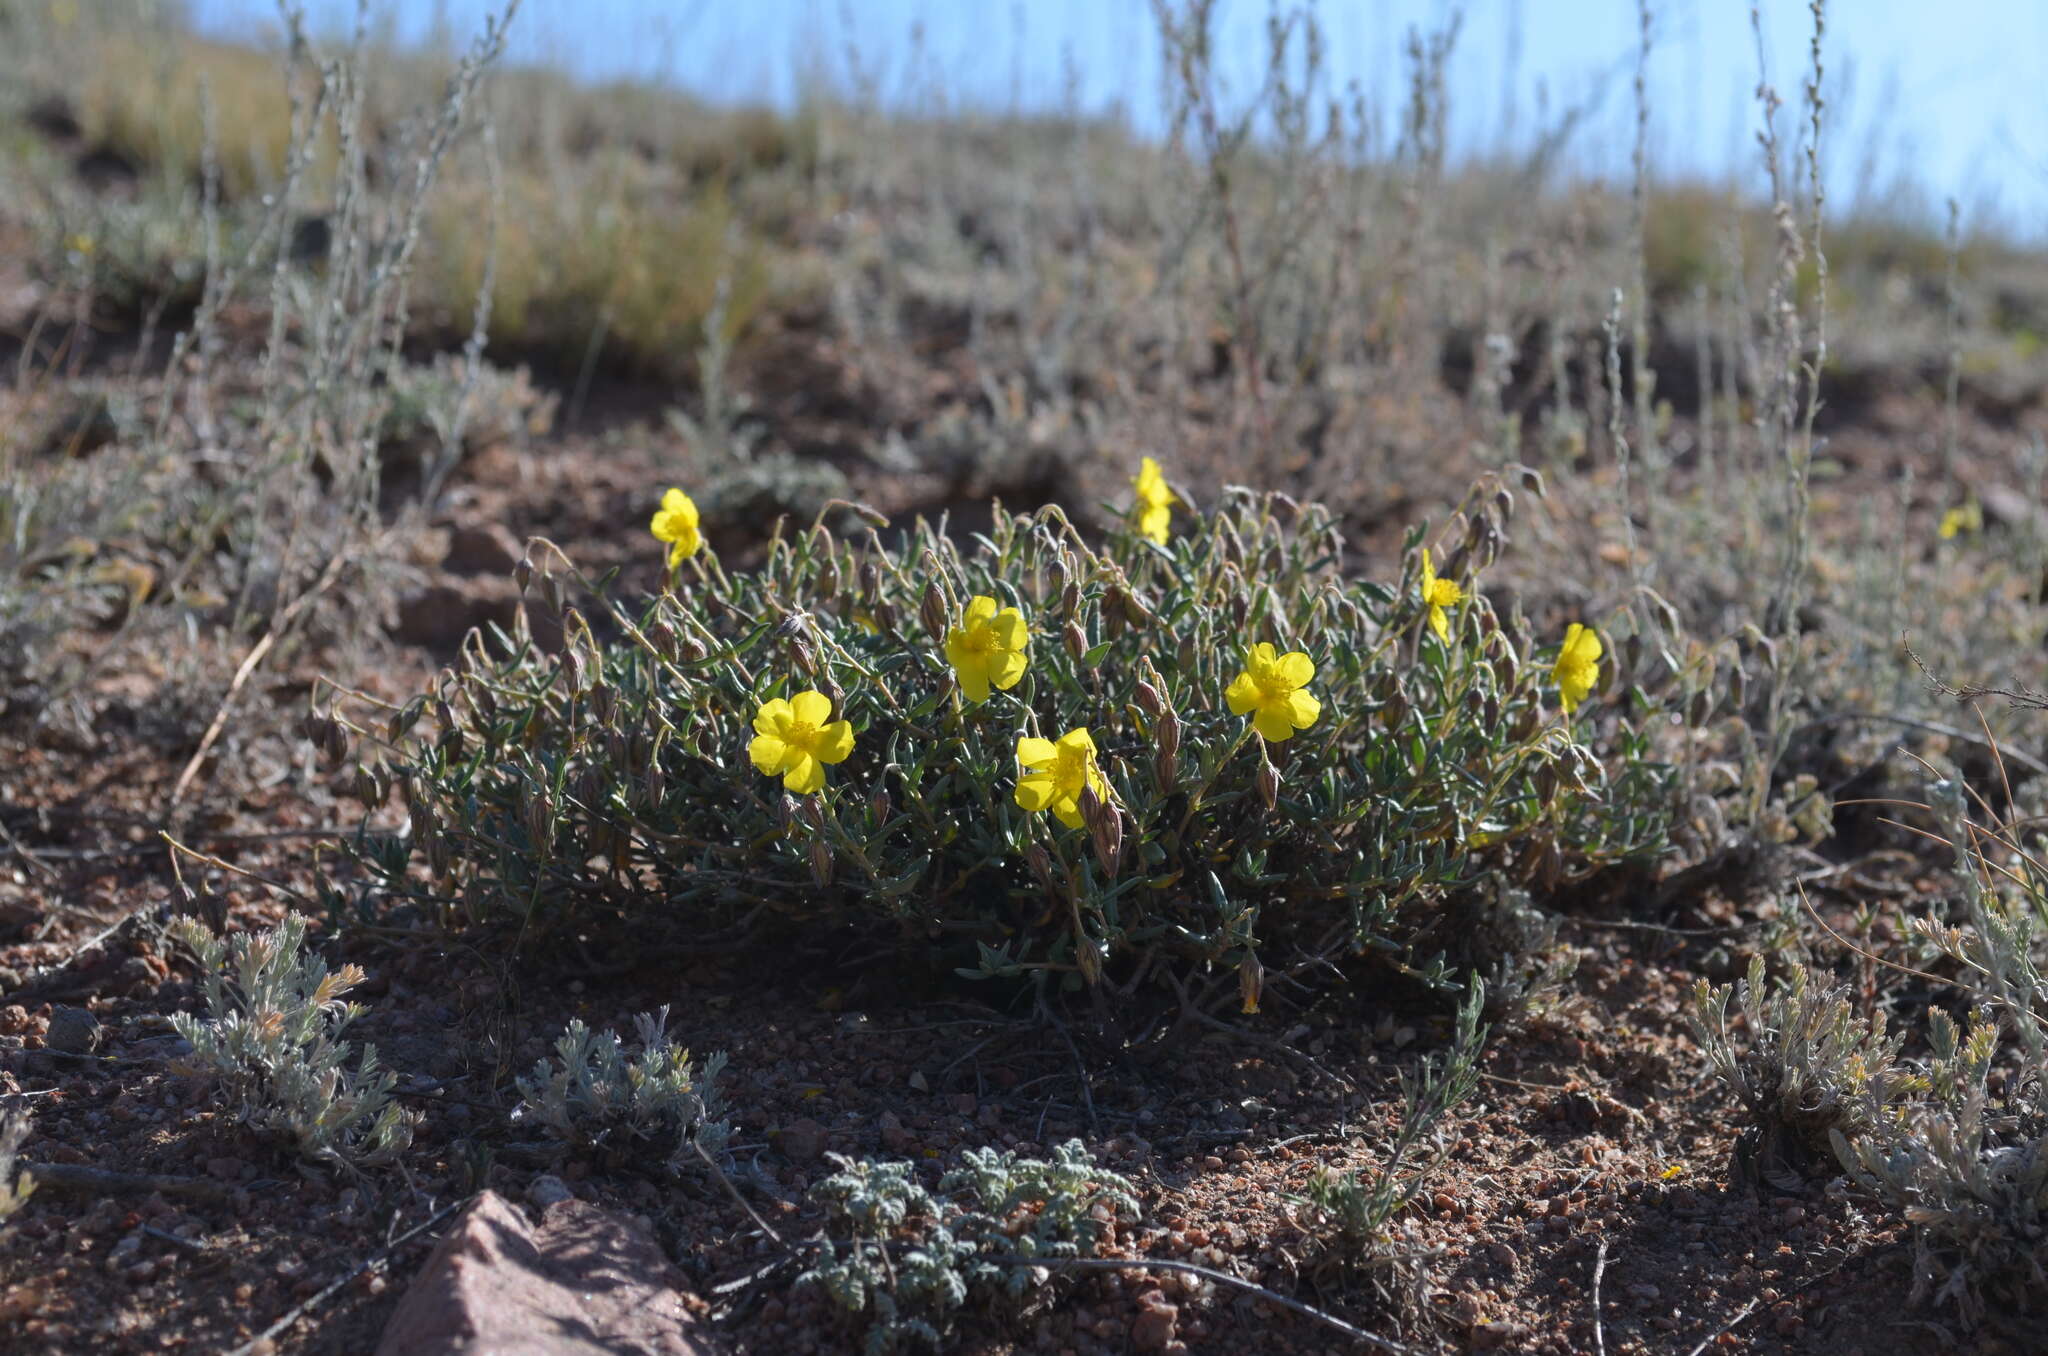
(1824, 768, 2048, 1331)
(511, 1005, 731, 1170)
(329, 466, 1695, 1012)
(1687, 953, 1912, 1187)
(168, 914, 413, 1169)
(797, 1139, 1138, 1354)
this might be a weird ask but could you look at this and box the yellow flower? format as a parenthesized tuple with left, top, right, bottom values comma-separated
(944, 596, 1030, 703)
(1131, 456, 1178, 544)
(1224, 643, 1321, 742)
(748, 690, 855, 795)
(1420, 549, 1465, 644)
(1937, 501, 1982, 540)
(649, 488, 702, 567)
(1552, 623, 1602, 714)
(1015, 728, 1108, 829)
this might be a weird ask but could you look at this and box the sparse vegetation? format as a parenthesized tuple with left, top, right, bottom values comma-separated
(2, 0, 2047, 1351)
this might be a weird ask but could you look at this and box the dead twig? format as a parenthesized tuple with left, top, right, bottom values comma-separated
(19, 1160, 232, 1204)
(168, 547, 349, 808)
(1591, 1236, 1609, 1356)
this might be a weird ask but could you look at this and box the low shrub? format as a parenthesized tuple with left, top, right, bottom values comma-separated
(168, 915, 413, 1169)
(338, 471, 1687, 1012)
(511, 1007, 731, 1172)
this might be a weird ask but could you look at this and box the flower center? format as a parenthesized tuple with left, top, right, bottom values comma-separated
(786, 718, 818, 744)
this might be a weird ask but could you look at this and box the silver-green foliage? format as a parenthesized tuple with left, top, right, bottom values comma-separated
(168, 914, 413, 1168)
(798, 1139, 1139, 1354)
(1827, 776, 2048, 1329)
(1688, 954, 1909, 1180)
(512, 1007, 731, 1170)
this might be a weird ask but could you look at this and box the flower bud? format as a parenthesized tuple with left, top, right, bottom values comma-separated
(1064, 620, 1088, 664)
(1082, 786, 1122, 878)
(1058, 580, 1081, 619)
(817, 551, 841, 600)
(642, 759, 665, 808)
(810, 837, 834, 888)
(1238, 952, 1264, 1015)
(859, 559, 882, 603)
(1510, 704, 1539, 742)
(1075, 938, 1102, 987)
(524, 787, 555, 858)
(871, 600, 897, 633)
(919, 579, 949, 643)
(514, 553, 535, 594)
(1256, 756, 1280, 811)
(354, 762, 389, 809)
(1134, 678, 1164, 718)
(1155, 708, 1180, 761)
(648, 619, 678, 660)
(1025, 842, 1055, 889)
(1122, 589, 1154, 628)
(868, 785, 892, 825)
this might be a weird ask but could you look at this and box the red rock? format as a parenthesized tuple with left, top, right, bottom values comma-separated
(374, 1191, 713, 1355)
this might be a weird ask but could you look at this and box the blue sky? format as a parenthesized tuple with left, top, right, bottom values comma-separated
(188, 0, 2048, 237)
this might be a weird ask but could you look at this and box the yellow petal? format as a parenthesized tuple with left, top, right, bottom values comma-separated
(1015, 772, 1057, 812)
(1054, 727, 1096, 758)
(1051, 795, 1086, 829)
(1421, 548, 1436, 590)
(1225, 672, 1261, 716)
(1286, 688, 1321, 730)
(1562, 623, 1602, 665)
(814, 720, 855, 764)
(662, 487, 696, 520)
(1139, 503, 1171, 543)
(1017, 737, 1058, 769)
(790, 690, 833, 727)
(991, 609, 1028, 651)
(753, 699, 793, 737)
(1276, 651, 1314, 688)
(944, 631, 974, 672)
(748, 733, 789, 774)
(1254, 704, 1296, 742)
(988, 651, 1028, 690)
(955, 657, 992, 704)
(965, 595, 997, 626)
(1430, 604, 1449, 644)
(783, 753, 824, 795)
